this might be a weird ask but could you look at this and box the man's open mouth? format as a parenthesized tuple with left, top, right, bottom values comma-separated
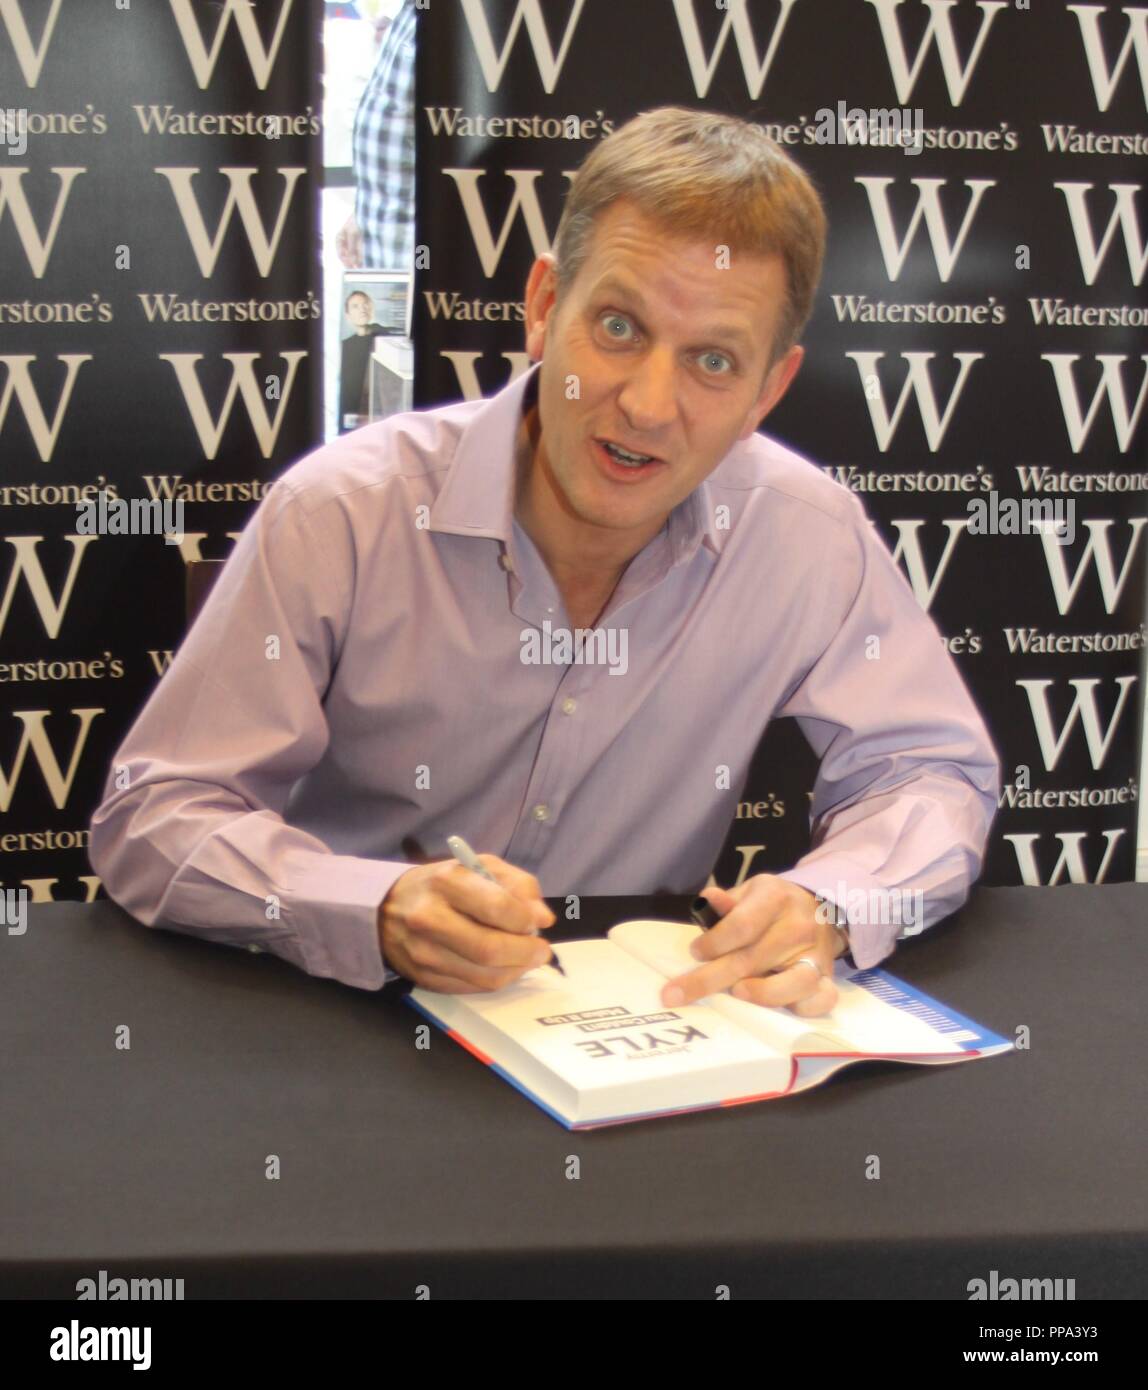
(596, 438, 664, 469)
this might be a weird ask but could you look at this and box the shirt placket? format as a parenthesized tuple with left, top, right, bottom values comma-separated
(499, 528, 673, 871)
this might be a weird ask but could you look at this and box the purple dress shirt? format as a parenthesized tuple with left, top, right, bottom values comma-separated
(89, 362, 1000, 990)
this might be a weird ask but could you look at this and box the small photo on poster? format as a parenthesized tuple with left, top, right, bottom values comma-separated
(338, 271, 410, 433)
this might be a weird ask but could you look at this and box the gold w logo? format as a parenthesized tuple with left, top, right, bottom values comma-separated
(0, 167, 83, 277)
(0, 708, 103, 812)
(157, 167, 306, 277)
(0, 354, 90, 460)
(0, 534, 95, 639)
(160, 351, 306, 459)
(0, 0, 64, 87)
(167, 0, 294, 90)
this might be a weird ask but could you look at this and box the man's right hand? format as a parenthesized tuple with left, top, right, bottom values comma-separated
(378, 854, 557, 992)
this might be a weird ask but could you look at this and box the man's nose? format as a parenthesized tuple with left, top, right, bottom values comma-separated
(618, 349, 678, 434)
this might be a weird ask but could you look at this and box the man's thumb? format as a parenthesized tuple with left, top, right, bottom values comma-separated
(700, 884, 741, 918)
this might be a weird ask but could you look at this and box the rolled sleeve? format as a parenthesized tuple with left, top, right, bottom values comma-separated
(89, 478, 410, 991)
(774, 493, 1001, 968)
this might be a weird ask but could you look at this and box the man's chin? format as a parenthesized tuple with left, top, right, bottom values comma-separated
(567, 492, 657, 531)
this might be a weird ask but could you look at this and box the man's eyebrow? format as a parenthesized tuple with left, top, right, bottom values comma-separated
(589, 277, 757, 355)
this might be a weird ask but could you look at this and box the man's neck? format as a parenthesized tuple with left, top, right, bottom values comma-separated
(512, 399, 666, 593)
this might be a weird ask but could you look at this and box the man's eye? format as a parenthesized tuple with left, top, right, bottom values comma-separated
(600, 313, 635, 340)
(699, 351, 732, 375)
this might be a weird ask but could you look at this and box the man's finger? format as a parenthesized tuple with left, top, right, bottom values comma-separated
(661, 946, 760, 1008)
(694, 881, 752, 919)
(477, 855, 556, 929)
(669, 907, 817, 1005)
(416, 965, 533, 995)
(690, 894, 786, 961)
(436, 862, 545, 935)
(730, 960, 834, 1010)
(415, 969, 483, 994)
(789, 977, 839, 1017)
(407, 918, 552, 984)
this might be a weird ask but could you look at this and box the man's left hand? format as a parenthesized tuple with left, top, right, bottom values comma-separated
(660, 876, 844, 1017)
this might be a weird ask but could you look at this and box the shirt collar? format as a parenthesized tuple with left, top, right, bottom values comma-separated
(427, 360, 723, 564)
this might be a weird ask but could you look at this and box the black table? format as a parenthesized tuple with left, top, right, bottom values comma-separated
(1, 885, 1145, 1299)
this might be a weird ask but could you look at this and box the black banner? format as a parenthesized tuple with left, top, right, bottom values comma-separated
(0, 0, 322, 898)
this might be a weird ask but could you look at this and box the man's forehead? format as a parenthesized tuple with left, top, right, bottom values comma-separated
(588, 202, 782, 273)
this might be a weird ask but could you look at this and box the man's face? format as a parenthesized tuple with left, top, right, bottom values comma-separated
(522, 198, 803, 546)
(347, 294, 373, 326)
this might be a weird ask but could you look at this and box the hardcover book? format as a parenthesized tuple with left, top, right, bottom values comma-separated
(406, 919, 1012, 1130)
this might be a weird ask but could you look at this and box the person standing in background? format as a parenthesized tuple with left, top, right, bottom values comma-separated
(337, 0, 416, 272)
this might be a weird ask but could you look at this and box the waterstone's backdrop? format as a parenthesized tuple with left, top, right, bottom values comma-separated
(1, 0, 1145, 913)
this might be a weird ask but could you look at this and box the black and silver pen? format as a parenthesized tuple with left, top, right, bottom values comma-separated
(446, 835, 566, 976)
(690, 894, 722, 930)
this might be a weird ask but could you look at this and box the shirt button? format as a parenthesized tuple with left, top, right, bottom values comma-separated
(561, 698, 577, 715)
(499, 553, 514, 572)
(532, 803, 551, 822)
(247, 945, 263, 954)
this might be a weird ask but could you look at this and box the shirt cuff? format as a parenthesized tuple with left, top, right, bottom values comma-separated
(280, 851, 412, 990)
(776, 859, 902, 971)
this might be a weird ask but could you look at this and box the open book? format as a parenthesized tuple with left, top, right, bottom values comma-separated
(406, 919, 1012, 1130)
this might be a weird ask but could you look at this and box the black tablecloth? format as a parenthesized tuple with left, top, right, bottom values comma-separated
(1, 885, 1145, 1298)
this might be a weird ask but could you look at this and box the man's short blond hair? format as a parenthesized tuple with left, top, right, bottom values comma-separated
(552, 106, 828, 369)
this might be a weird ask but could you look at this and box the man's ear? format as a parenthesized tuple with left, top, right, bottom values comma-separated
(524, 252, 559, 362)
(739, 344, 804, 440)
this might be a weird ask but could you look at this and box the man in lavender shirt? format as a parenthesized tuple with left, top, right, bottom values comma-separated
(89, 108, 999, 1020)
